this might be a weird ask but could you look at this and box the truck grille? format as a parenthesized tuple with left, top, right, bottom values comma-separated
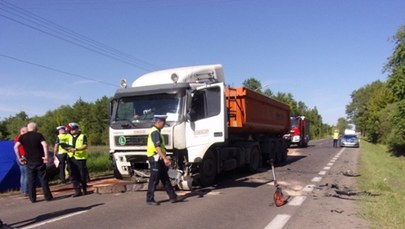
(115, 135, 169, 146)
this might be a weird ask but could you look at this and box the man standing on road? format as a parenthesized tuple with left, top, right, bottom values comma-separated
(14, 122, 53, 203)
(66, 122, 89, 197)
(146, 115, 178, 205)
(54, 125, 69, 184)
(333, 129, 340, 148)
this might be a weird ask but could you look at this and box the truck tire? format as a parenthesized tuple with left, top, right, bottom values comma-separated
(269, 140, 277, 164)
(113, 168, 123, 180)
(281, 142, 288, 163)
(275, 140, 282, 164)
(199, 150, 217, 187)
(248, 146, 262, 172)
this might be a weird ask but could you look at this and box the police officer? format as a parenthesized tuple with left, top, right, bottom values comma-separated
(333, 129, 340, 148)
(146, 115, 178, 205)
(66, 122, 89, 197)
(54, 126, 69, 183)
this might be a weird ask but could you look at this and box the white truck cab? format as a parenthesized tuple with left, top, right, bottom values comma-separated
(109, 65, 226, 189)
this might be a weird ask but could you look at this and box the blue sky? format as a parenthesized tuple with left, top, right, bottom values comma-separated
(1, 0, 404, 125)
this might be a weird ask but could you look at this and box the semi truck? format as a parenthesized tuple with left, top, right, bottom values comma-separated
(109, 64, 291, 190)
(285, 115, 309, 147)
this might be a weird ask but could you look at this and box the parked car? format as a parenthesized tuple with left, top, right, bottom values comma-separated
(340, 134, 360, 148)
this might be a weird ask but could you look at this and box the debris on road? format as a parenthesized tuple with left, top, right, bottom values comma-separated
(342, 170, 361, 177)
(331, 208, 344, 214)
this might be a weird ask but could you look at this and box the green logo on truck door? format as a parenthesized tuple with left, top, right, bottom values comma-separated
(118, 136, 126, 145)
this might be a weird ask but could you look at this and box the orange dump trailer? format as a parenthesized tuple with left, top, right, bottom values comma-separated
(225, 87, 291, 135)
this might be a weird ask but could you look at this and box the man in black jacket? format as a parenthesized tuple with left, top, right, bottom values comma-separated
(14, 122, 53, 203)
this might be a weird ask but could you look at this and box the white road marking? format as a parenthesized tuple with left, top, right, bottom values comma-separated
(318, 171, 327, 175)
(265, 214, 291, 229)
(323, 166, 331, 170)
(288, 196, 307, 206)
(336, 148, 345, 156)
(311, 176, 322, 182)
(327, 163, 333, 166)
(20, 210, 88, 229)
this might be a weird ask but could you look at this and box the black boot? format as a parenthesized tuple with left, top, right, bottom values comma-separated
(72, 189, 83, 197)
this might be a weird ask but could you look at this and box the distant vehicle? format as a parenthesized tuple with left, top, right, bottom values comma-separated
(340, 134, 360, 148)
(284, 115, 309, 147)
(344, 129, 356, 135)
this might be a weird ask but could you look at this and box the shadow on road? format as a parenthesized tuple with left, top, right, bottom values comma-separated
(8, 203, 104, 228)
(186, 154, 308, 193)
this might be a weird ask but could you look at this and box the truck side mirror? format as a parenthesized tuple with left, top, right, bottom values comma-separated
(108, 100, 113, 119)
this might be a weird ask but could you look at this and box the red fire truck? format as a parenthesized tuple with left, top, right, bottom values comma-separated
(285, 115, 309, 147)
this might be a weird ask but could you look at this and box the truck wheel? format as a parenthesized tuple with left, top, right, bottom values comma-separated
(249, 146, 262, 172)
(281, 144, 288, 163)
(113, 168, 123, 180)
(269, 140, 277, 163)
(199, 151, 217, 187)
(275, 141, 282, 164)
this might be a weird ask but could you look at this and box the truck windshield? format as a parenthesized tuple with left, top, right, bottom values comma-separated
(111, 94, 181, 129)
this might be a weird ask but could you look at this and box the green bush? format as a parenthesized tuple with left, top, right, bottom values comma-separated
(87, 145, 113, 175)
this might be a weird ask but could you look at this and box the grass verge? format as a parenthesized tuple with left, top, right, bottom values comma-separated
(358, 140, 405, 229)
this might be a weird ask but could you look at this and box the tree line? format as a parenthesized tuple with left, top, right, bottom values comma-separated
(346, 24, 405, 155)
(0, 96, 110, 147)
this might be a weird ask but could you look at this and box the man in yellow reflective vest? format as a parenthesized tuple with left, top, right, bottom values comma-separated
(65, 122, 89, 197)
(54, 126, 69, 183)
(333, 129, 340, 148)
(146, 115, 178, 205)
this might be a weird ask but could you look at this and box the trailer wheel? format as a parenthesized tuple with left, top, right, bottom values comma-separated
(199, 151, 217, 187)
(249, 146, 262, 172)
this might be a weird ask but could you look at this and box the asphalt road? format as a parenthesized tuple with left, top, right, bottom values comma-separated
(0, 139, 369, 229)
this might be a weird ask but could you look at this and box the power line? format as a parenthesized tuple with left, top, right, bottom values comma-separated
(0, 54, 118, 88)
(0, 1, 161, 72)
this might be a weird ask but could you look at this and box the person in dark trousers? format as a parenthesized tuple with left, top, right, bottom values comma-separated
(14, 126, 28, 196)
(65, 122, 89, 197)
(333, 129, 340, 148)
(14, 122, 53, 203)
(54, 125, 70, 184)
(146, 115, 178, 205)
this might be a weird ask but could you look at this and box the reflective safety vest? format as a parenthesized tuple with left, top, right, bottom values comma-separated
(333, 132, 339, 139)
(68, 134, 88, 160)
(146, 126, 166, 157)
(57, 133, 69, 154)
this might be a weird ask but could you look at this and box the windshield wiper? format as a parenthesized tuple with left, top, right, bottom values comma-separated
(113, 119, 136, 129)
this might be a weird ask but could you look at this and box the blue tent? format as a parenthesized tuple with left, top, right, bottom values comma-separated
(0, 141, 20, 193)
